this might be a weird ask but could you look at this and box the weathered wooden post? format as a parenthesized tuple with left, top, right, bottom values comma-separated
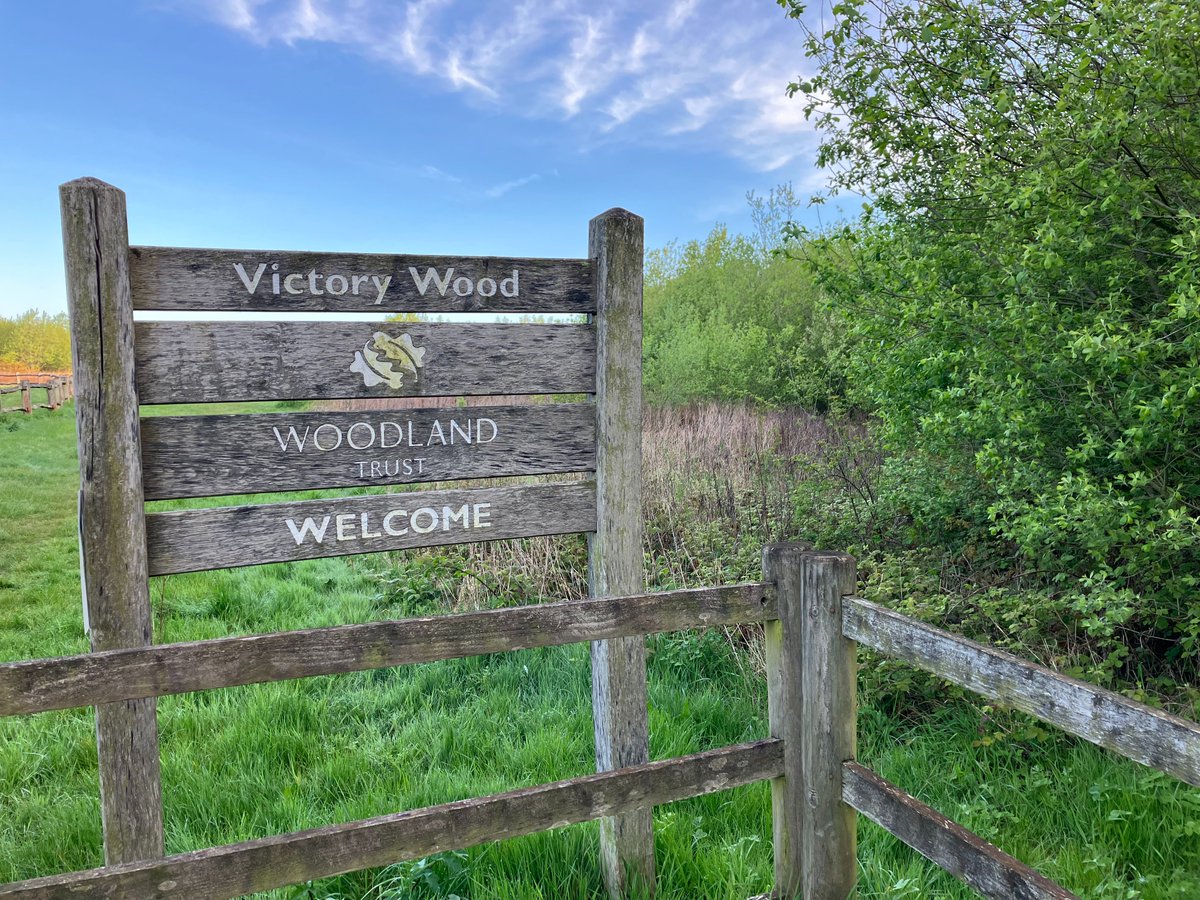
(764, 546, 858, 898)
(20, 381, 31, 414)
(763, 543, 805, 895)
(800, 550, 858, 897)
(588, 208, 654, 897)
(60, 177, 164, 864)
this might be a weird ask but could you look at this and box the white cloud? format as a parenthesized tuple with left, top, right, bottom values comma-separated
(484, 173, 541, 198)
(174, 0, 822, 171)
(419, 164, 462, 183)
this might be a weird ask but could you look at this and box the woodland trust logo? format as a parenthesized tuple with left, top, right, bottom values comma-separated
(350, 332, 427, 389)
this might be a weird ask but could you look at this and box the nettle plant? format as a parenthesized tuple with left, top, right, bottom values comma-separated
(779, 0, 1200, 681)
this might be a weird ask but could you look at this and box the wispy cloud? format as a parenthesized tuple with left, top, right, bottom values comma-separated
(419, 164, 462, 183)
(485, 173, 541, 198)
(173, 0, 821, 171)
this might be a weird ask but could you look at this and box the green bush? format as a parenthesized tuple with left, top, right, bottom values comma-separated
(783, 0, 1200, 681)
(644, 187, 849, 410)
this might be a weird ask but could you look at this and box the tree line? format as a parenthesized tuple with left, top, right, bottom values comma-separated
(0, 311, 72, 372)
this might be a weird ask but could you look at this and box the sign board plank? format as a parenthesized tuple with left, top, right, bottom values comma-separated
(134, 322, 595, 404)
(141, 402, 596, 500)
(129, 246, 594, 314)
(146, 482, 595, 575)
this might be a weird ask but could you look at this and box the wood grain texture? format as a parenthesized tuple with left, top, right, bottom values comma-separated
(129, 246, 593, 313)
(141, 402, 596, 499)
(146, 482, 596, 576)
(586, 208, 653, 898)
(842, 763, 1077, 899)
(59, 177, 164, 864)
(0, 584, 774, 716)
(761, 544, 806, 897)
(0, 740, 783, 900)
(800, 552, 857, 900)
(844, 598, 1200, 787)
(134, 322, 595, 404)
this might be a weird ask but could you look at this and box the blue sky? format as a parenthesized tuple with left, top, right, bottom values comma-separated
(0, 1, 831, 318)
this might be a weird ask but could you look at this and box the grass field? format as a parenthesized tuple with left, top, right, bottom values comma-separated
(1, 405, 1198, 898)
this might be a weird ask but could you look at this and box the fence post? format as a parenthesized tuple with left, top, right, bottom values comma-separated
(20, 381, 31, 414)
(588, 207, 654, 898)
(764, 547, 858, 899)
(60, 177, 164, 864)
(763, 543, 805, 895)
(804, 551, 858, 898)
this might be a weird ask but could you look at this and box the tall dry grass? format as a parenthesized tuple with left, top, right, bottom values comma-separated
(642, 403, 839, 585)
(347, 400, 874, 611)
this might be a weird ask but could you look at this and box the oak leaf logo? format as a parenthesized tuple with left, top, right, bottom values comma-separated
(350, 332, 427, 389)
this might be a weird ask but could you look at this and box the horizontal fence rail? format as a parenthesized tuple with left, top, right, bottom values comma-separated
(133, 322, 596, 404)
(844, 597, 1200, 787)
(129, 247, 595, 314)
(0, 583, 774, 717)
(842, 763, 1077, 900)
(0, 739, 783, 900)
(140, 402, 597, 500)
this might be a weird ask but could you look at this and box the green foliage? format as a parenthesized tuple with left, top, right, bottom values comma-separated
(644, 185, 849, 409)
(784, 0, 1200, 677)
(0, 310, 71, 372)
(3, 404, 1199, 895)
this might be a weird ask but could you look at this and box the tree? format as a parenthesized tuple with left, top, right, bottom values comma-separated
(781, 0, 1200, 676)
(0, 310, 72, 371)
(643, 188, 848, 409)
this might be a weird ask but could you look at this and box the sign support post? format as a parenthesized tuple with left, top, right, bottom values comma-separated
(588, 208, 654, 897)
(60, 177, 164, 864)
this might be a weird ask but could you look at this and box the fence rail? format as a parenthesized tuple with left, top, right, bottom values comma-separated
(830, 578, 1200, 899)
(841, 763, 1076, 900)
(0, 583, 773, 717)
(844, 596, 1200, 787)
(0, 740, 782, 899)
(0, 376, 73, 413)
(2, 551, 1198, 898)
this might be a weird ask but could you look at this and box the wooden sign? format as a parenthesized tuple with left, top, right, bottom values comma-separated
(62, 177, 649, 893)
(130, 247, 593, 314)
(135, 321, 595, 404)
(146, 482, 595, 575)
(141, 402, 595, 499)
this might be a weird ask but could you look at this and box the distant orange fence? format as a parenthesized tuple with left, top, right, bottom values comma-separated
(0, 374, 73, 413)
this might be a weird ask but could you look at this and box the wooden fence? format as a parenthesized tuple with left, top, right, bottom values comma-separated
(0, 375, 73, 414)
(1, 547, 1197, 898)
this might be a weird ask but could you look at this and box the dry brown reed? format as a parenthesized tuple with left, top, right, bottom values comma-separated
(346, 399, 869, 613)
(339, 397, 876, 676)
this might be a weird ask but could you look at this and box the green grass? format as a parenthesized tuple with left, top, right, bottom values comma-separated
(1, 405, 1198, 898)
